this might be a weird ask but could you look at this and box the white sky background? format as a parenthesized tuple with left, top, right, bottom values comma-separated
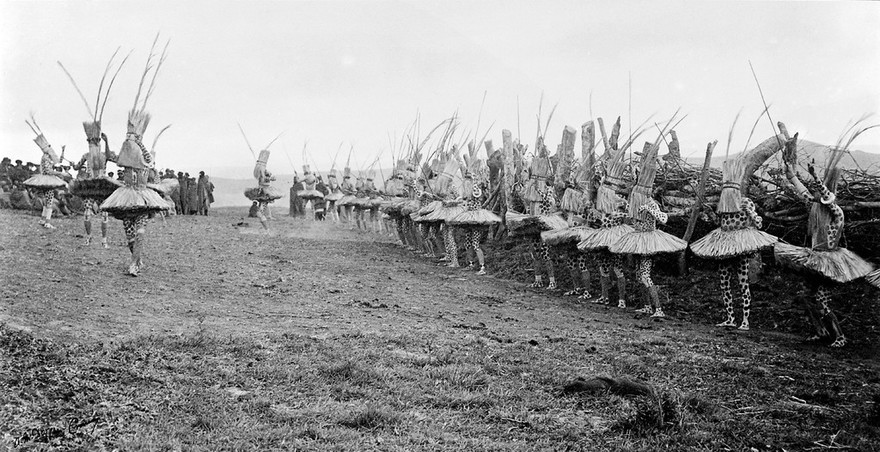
(1, 0, 879, 177)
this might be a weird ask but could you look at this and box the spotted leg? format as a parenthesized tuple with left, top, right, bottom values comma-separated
(470, 229, 487, 275)
(83, 198, 94, 244)
(123, 215, 148, 276)
(585, 252, 610, 303)
(257, 202, 269, 230)
(444, 225, 459, 268)
(528, 237, 543, 287)
(716, 261, 736, 327)
(538, 240, 556, 290)
(611, 254, 627, 307)
(736, 255, 753, 330)
(577, 254, 593, 299)
(817, 286, 846, 347)
(40, 191, 56, 228)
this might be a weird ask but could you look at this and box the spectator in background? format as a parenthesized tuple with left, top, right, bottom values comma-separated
(9, 184, 32, 210)
(0, 158, 11, 192)
(178, 171, 188, 215)
(290, 175, 304, 217)
(197, 171, 214, 215)
(186, 173, 198, 215)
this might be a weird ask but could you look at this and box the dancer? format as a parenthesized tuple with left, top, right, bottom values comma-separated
(298, 164, 325, 218)
(23, 116, 68, 229)
(690, 153, 777, 330)
(71, 132, 120, 246)
(609, 143, 686, 317)
(508, 138, 568, 289)
(325, 168, 344, 222)
(775, 132, 875, 347)
(244, 149, 284, 230)
(59, 54, 127, 245)
(337, 165, 357, 225)
(576, 150, 633, 306)
(542, 123, 597, 296)
(100, 37, 172, 276)
(447, 159, 501, 275)
(421, 156, 466, 267)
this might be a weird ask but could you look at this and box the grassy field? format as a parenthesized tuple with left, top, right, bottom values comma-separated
(1, 208, 879, 451)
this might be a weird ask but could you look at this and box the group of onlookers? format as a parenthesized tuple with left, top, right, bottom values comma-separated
(160, 169, 215, 216)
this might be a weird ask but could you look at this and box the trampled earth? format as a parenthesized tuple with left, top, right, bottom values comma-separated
(1, 208, 879, 451)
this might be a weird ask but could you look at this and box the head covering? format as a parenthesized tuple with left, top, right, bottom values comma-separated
(116, 109, 152, 169)
(628, 142, 658, 219)
(254, 150, 270, 179)
(717, 157, 745, 214)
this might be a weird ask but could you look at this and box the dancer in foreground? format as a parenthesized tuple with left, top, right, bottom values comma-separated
(101, 38, 171, 276)
(775, 131, 875, 347)
(448, 158, 501, 275)
(690, 149, 777, 330)
(610, 143, 686, 317)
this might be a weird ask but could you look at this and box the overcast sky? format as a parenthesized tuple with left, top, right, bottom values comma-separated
(2, 0, 878, 177)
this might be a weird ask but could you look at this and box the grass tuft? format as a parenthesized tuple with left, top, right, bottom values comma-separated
(338, 405, 401, 430)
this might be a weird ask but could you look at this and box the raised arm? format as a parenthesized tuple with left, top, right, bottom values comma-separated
(639, 199, 668, 225)
(102, 133, 118, 163)
(782, 133, 813, 203)
(741, 198, 763, 229)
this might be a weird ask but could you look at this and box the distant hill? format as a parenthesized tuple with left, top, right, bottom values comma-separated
(684, 142, 880, 171)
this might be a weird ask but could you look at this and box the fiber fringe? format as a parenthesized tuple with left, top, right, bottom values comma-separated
(774, 242, 874, 284)
(690, 227, 777, 259)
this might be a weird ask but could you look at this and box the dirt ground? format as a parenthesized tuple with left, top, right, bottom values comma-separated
(2, 207, 879, 451)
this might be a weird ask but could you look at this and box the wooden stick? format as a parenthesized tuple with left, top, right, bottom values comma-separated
(237, 123, 256, 160)
(679, 140, 717, 275)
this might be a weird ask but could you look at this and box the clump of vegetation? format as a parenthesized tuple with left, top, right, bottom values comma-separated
(338, 405, 401, 430)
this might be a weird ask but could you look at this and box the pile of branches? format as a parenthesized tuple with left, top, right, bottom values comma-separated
(760, 167, 880, 258)
(654, 156, 880, 260)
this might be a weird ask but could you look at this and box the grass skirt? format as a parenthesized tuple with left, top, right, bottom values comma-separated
(101, 186, 170, 219)
(774, 243, 875, 284)
(417, 200, 443, 216)
(420, 203, 465, 222)
(520, 180, 543, 203)
(399, 200, 422, 216)
(448, 209, 502, 226)
(866, 269, 880, 289)
(577, 224, 635, 252)
(369, 198, 384, 208)
(23, 174, 66, 191)
(690, 227, 777, 259)
(541, 225, 593, 246)
(382, 198, 407, 215)
(245, 186, 283, 202)
(298, 189, 325, 200)
(559, 188, 588, 214)
(70, 177, 123, 200)
(609, 229, 687, 255)
(507, 212, 568, 237)
(326, 191, 344, 202)
(337, 195, 358, 207)
(350, 197, 370, 208)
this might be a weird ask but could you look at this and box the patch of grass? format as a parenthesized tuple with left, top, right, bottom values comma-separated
(338, 405, 401, 430)
(319, 360, 382, 387)
(3, 324, 879, 451)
